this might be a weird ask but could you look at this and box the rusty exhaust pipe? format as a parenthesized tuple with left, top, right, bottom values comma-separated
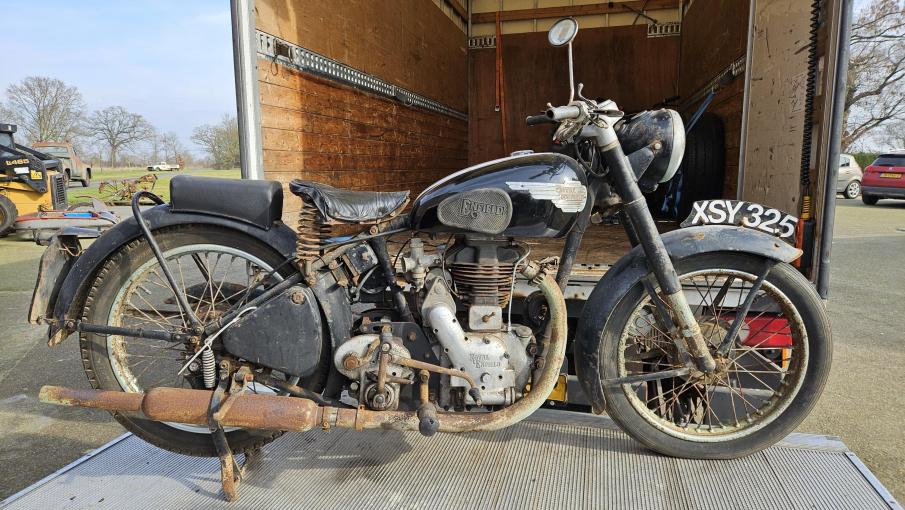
(40, 261, 567, 435)
(40, 386, 323, 432)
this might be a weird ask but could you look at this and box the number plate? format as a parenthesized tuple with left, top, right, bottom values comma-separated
(879, 172, 900, 178)
(680, 200, 798, 243)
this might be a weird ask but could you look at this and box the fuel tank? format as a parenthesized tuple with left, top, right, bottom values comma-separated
(411, 152, 589, 238)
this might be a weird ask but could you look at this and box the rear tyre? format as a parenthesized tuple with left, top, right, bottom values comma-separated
(80, 178, 90, 188)
(843, 181, 860, 199)
(595, 252, 831, 459)
(861, 194, 879, 205)
(0, 195, 17, 237)
(79, 224, 327, 456)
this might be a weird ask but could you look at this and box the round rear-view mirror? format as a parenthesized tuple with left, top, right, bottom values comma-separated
(548, 17, 578, 47)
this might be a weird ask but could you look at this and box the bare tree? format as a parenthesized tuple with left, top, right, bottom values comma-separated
(147, 130, 163, 163)
(843, 0, 905, 150)
(159, 131, 185, 163)
(84, 106, 155, 167)
(880, 120, 905, 150)
(0, 76, 85, 143)
(191, 115, 240, 169)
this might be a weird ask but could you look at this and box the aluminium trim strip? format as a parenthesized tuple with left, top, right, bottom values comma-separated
(256, 31, 467, 122)
(845, 452, 903, 510)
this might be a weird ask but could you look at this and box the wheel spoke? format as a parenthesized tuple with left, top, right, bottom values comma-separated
(619, 265, 806, 440)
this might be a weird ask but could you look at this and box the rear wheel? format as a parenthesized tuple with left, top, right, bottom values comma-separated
(79, 224, 324, 456)
(862, 194, 879, 205)
(843, 180, 860, 199)
(597, 252, 831, 459)
(0, 195, 18, 237)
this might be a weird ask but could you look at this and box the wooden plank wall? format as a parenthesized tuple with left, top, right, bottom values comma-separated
(255, 0, 468, 221)
(468, 25, 680, 164)
(256, 0, 467, 110)
(678, 0, 750, 199)
(739, 0, 811, 213)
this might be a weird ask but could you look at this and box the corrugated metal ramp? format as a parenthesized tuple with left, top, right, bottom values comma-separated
(3, 410, 899, 509)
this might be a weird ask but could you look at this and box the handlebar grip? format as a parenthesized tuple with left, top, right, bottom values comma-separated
(526, 114, 553, 126)
(546, 105, 582, 121)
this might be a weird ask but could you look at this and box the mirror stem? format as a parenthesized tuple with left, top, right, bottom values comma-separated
(568, 42, 575, 102)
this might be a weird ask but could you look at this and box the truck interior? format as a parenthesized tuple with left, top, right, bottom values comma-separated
(237, 0, 849, 297)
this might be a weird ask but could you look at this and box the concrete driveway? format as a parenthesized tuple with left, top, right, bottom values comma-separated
(0, 198, 902, 501)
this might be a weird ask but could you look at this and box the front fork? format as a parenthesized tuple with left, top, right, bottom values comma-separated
(593, 125, 718, 373)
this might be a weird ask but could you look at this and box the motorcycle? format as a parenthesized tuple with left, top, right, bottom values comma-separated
(32, 18, 830, 500)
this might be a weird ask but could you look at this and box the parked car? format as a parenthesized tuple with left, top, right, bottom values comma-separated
(147, 161, 180, 172)
(861, 152, 905, 205)
(836, 153, 862, 199)
(32, 141, 91, 187)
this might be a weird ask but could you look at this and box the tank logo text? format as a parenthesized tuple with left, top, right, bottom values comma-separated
(461, 198, 506, 217)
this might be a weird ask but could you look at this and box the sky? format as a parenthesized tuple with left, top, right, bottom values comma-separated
(1, 0, 237, 156)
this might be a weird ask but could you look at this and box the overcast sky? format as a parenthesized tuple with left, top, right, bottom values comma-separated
(1, 0, 236, 155)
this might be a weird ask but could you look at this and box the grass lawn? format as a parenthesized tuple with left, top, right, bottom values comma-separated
(68, 167, 241, 203)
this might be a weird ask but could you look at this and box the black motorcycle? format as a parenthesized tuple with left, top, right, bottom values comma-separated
(33, 17, 830, 499)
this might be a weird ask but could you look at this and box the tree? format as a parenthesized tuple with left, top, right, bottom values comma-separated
(159, 131, 185, 163)
(843, 0, 905, 150)
(84, 106, 155, 167)
(191, 115, 240, 169)
(880, 120, 905, 150)
(0, 76, 85, 143)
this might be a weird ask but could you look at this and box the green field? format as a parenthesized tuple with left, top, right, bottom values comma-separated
(68, 167, 241, 203)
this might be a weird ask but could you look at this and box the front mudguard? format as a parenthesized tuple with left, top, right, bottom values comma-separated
(573, 225, 802, 413)
(39, 205, 353, 356)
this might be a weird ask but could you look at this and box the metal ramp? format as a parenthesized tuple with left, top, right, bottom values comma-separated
(3, 410, 899, 509)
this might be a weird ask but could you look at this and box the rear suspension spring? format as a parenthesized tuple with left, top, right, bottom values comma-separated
(296, 200, 331, 279)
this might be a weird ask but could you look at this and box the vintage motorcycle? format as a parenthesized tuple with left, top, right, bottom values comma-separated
(34, 18, 830, 499)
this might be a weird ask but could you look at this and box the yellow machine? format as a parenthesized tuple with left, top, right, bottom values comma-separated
(1, 123, 68, 236)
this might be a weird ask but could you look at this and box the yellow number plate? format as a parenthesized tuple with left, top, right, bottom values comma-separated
(879, 172, 900, 178)
(524, 374, 569, 402)
(29, 170, 42, 180)
(548, 374, 568, 402)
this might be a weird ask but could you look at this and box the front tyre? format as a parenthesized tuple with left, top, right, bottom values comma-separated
(0, 195, 17, 237)
(843, 180, 860, 199)
(597, 252, 831, 459)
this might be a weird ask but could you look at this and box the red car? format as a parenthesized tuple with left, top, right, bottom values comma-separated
(861, 152, 905, 205)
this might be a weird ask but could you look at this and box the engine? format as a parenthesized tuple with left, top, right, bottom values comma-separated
(333, 235, 538, 411)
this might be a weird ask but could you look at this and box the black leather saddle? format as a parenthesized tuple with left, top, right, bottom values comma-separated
(170, 175, 282, 229)
(289, 180, 409, 223)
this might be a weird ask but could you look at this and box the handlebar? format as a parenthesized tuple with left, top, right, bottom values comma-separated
(525, 114, 554, 126)
(546, 105, 582, 121)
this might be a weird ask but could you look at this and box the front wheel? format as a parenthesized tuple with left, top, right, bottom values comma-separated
(596, 252, 831, 459)
(0, 195, 18, 237)
(843, 180, 861, 199)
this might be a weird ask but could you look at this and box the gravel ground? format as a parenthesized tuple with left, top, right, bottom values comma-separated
(0, 197, 902, 501)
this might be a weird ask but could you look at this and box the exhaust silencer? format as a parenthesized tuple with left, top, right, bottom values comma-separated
(39, 386, 322, 432)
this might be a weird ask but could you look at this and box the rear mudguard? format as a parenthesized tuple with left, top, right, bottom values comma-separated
(42, 204, 353, 354)
(573, 225, 802, 412)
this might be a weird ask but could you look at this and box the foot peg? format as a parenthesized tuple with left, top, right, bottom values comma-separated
(417, 402, 440, 437)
